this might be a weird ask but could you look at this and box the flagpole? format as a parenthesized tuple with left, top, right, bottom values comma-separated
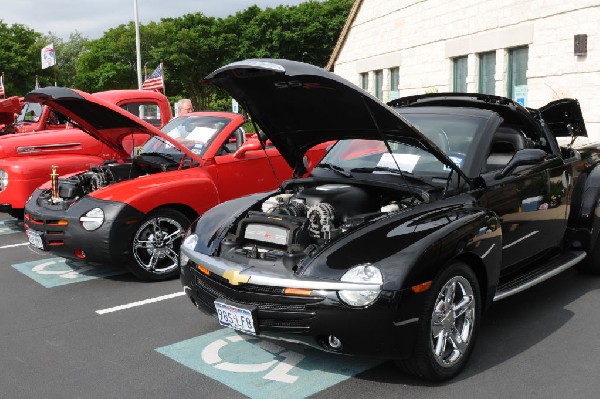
(1, 72, 4, 98)
(134, 0, 142, 89)
(160, 61, 165, 96)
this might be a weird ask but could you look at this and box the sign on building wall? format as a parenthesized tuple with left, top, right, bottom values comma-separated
(514, 85, 528, 107)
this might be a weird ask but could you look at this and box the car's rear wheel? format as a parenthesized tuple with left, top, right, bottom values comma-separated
(576, 235, 600, 274)
(129, 208, 190, 281)
(397, 262, 481, 381)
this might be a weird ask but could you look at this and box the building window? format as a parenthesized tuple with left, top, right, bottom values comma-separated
(508, 46, 529, 105)
(389, 67, 400, 100)
(478, 52, 496, 95)
(453, 56, 468, 92)
(360, 72, 368, 91)
(374, 70, 383, 99)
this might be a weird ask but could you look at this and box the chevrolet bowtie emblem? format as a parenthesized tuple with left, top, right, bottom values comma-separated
(223, 270, 250, 286)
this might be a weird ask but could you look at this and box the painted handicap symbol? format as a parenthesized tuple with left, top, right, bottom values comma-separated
(12, 257, 125, 287)
(202, 334, 304, 383)
(32, 260, 95, 279)
(156, 328, 381, 399)
(0, 219, 24, 235)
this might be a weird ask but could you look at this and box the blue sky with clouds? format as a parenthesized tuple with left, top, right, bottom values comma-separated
(1, 0, 309, 39)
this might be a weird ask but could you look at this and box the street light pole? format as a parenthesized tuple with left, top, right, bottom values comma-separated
(134, 0, 142, 89)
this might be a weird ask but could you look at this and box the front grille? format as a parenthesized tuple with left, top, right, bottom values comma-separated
(195, 275, 306, 311)
(193, 269, 323, 332)
(24, 213, 68, 247)
(208, 272, 286, 296)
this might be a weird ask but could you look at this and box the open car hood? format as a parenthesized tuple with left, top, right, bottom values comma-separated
(205, 59, 468, 181)
(23, 87, 196, 159)
(539, 98, 587, 137)
(0, 96, 21, 125)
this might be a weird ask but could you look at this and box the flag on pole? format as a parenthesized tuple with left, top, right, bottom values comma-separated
(41, 43, 56, 69)
(142, 63, 164, 91)
(0, 74, 5, 98)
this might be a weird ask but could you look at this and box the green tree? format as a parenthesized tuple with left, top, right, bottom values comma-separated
(38, 32, 89, 88)
(75, 23, 139, 91)
(0, 21, 42, 96)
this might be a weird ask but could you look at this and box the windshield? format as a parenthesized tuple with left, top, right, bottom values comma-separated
(17, 102, 43, 123)
(141, 114, 233, 157)
(318, 112, 483, 177)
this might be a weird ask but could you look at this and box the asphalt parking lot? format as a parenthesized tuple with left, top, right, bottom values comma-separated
(1, 211, 600, 399)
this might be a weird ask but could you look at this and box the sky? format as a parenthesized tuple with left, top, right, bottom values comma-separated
(1, 0, 310, 40)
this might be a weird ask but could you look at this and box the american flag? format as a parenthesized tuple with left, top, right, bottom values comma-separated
(0, 74, 5, 98)
(142, 64, 164, 91)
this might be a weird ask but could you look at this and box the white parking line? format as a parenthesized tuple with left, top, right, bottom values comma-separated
(96, 291, 185, 315)
(0, 242, 29, 249)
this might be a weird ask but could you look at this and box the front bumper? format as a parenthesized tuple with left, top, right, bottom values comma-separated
(180, 251, 427, 359)
(24, 190, 144, 264)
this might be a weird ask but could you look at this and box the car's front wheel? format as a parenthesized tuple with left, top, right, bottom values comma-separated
(129, 208, 190, 281)
(397, 262, 481, 381)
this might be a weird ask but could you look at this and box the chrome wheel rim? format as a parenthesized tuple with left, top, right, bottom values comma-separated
(133, 217, 184, 275)
(430, 275, 475, 368)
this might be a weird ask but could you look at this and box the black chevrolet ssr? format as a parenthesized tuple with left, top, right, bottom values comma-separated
(179, 59, 597, 381)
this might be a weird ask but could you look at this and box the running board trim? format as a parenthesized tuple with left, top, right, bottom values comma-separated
(493, 251, 586, 301)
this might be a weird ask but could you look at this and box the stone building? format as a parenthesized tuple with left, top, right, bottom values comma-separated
(327, 0, 600, 139)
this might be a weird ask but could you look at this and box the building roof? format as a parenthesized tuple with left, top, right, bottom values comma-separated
(325, 0, 363, 71)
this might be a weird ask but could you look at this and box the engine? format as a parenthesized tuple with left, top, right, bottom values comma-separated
(37, 162, 146, 210)
(36, 153, 178, 210)
(220, 183, 422, 271)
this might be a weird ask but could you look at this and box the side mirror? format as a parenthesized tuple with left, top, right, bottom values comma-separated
(233, 140, 262, 158)
(495, 148, 547, 179)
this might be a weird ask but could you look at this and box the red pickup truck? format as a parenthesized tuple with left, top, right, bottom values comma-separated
(0, 89, 171, 217)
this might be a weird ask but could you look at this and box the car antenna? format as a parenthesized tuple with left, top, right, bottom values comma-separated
(247, 112, 282, 190)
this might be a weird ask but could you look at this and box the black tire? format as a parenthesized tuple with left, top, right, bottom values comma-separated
(576, 236, 600, 274)
(397, 262, 481, 381)
(8, 208, 24, 219)
(128, 208, 190, 281)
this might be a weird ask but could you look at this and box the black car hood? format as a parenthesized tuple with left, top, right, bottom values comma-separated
(205, 59, 468, 181)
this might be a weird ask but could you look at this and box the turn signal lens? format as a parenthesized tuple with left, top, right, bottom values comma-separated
(196, 265, 210, 275)
(411, 281, 432, 293)
(284, 288, 313, 296)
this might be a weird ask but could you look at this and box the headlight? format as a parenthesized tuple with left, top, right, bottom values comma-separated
(0, 169, 8, 191)
(79, 208, 104, 231)
(338, 264, 383, 307)
(180, 233, 198, 266)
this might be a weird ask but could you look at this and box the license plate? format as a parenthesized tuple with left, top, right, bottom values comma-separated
(27, 229, 45, 250)
(214, 300, 257, 335)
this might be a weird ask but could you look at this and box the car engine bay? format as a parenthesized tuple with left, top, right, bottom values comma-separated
(219, 182, 428, 272)
(36, 155, 181, 209)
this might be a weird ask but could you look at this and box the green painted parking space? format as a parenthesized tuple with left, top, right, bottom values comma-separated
(156, 328, 381, 399)
(11, 257, 126, 287)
